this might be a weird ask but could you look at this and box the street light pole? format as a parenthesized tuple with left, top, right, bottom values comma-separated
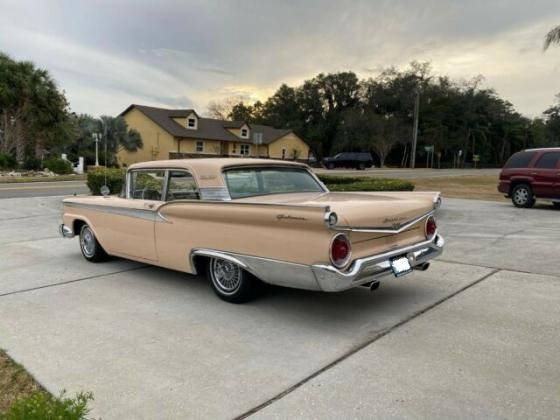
(411, 90, 420, 169)
(93, 133, 100, 166)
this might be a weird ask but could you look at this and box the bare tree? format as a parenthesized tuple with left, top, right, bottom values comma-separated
(544, 25, 560, 51)
(205, 97, 243, 120)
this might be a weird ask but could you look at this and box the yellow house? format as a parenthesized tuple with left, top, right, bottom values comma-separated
(117, 104, 311, 167)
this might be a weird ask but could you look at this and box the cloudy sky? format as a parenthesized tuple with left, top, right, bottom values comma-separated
(1, 0, 560, 118)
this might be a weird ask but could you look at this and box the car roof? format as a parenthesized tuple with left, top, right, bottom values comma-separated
(523, 147, 560, 152)
(128, 158, 308, 172)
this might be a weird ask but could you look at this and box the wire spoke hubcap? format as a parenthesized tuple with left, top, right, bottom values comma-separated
(211, 258, 241, 293)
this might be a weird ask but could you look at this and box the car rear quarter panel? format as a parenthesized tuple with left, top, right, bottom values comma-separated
(155, 202, 333, 272)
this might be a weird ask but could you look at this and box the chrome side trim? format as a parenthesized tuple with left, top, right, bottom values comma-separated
(64, 202, 157, 221)
(333, 210, 435, 234)
(190, 249, 249, 272)
(59, 224, 75, 238)
(189, 235, 444, 292)
(190, 248, 322, 291)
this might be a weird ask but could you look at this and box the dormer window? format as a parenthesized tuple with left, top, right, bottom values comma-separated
(186, 113, 198, 130)
(240, 127, 249, 138)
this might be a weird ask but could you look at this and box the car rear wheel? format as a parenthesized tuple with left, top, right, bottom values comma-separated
(511, 184, 535, 208)
(79, 224, 108, 262)
(357, 162, 366, 170)
(326, 163, 335, 170)
(207, 257, 257, 303)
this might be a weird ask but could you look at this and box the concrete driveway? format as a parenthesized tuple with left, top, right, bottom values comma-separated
(0, 196, 558, 419)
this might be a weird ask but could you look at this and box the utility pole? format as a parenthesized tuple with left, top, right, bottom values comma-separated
(410, 90, 420, 168)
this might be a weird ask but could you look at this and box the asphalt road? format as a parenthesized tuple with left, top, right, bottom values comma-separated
(0, 180, 89, 198)
(0, 168, 500, 199)
(0, 196, 558, 419)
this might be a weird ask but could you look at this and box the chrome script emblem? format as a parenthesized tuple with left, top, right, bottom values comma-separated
(277, 214, 307, 221)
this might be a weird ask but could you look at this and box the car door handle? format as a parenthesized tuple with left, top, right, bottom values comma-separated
(531, 172, 538, 176)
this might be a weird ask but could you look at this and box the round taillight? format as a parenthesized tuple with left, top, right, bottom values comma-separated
(425, 216, 437, 240)
(330, 234, 351, 268)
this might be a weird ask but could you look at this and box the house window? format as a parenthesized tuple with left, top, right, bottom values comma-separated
(232, 143, 237, 154)
(282, 148, 286, 159)
(187, 117, 197, 129)
(241, 128, 249, 138)
(196, 141, 204, 153)
(240, 144, 250, 156)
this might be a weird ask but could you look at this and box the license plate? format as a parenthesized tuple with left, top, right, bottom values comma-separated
(391, 256, 413, 277)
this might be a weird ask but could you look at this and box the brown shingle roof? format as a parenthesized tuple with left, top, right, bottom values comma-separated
(121, 104, 293, 144)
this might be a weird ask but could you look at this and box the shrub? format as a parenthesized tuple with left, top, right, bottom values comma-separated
(0, 153, 16, 169)
(319, 175, 414, 192)
(43, 157, 74, 175)
(3, 391, 93, 420)
(87, 167, 125, 195)
(22, 156, 41, 171)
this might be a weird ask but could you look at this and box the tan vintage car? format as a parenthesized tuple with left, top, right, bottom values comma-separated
(59, 158, 444, 303)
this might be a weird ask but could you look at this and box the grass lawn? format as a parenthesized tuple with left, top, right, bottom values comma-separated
(413, 175, 506, 202)
(0, 349, 46, 414)
(0, 174, 86, 184)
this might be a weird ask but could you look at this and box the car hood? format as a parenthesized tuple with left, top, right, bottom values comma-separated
(235, 191, 437, 228)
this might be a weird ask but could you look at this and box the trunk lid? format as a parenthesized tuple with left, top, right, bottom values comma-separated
(237, 191, 436, 259)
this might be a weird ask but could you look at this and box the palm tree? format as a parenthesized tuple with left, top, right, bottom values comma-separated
(544, 25, 560, 51)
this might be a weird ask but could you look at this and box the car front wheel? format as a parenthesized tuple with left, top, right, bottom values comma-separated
(207, 257, 258, 303)
(79, 224, 108, 262)
(553, 202, 560, 209)
(511, 184, 535, 208)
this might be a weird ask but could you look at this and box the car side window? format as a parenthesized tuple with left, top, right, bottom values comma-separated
(166, 171, 200, 201)
(534, 152, 560, 169)
(129, 170, 165, 200)
(504, 151, 536, 169)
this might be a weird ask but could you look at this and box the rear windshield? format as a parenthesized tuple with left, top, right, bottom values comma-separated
(224, 166, 325, 199)
(503, 151, 536, 169)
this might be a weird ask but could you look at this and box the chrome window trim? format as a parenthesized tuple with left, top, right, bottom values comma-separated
(164, 169, 201, 202)
(127, 168, 167, 201)
(221, 165, 327, 200)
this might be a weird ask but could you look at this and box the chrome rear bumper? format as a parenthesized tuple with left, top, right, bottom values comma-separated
(311, 235, 444, 291)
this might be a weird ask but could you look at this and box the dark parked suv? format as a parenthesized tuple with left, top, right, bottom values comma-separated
(498, 147, 560, 208)
(323, 152, 373, 170)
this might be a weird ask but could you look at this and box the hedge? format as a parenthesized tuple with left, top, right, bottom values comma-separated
(86, 169, 414, 196)
(43, 157, 73, 175)
(318, 175, 414, 192)
(86, 168, 125, 195)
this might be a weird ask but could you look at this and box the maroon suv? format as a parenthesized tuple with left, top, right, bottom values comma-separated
(498, 147, 560, 208)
